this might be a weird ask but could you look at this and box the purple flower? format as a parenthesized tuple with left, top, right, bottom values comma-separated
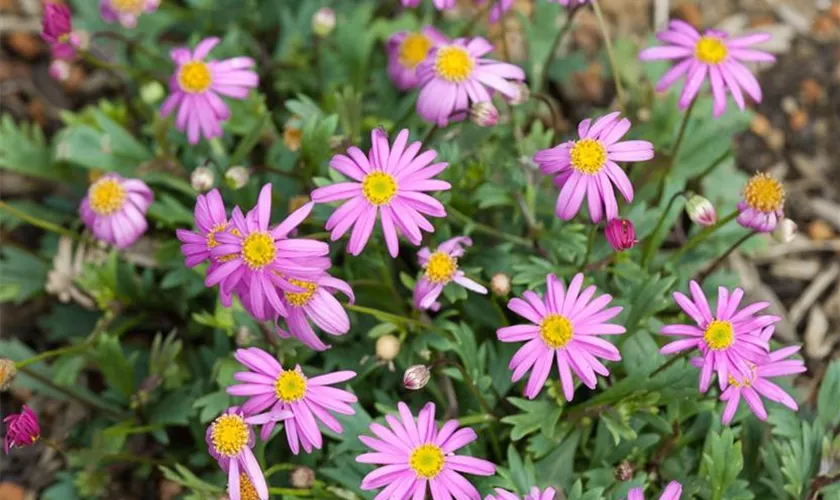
(628, 481, 682, 500)
(79, 174, 153, 249)
(205, 407, 268, 500)
(487, 487, 558, 500)
(3, 405, 40, 454)
(41, 3, 81, 60)
(639, 20, 774, 117)
(274, 272, 355, 351)
(414, 236, 487, 311)
(605, 218, 637, 251)
(387, 27, 449, 91)
(737, 172, 785, 233)
(534, 113, 653, 223)
(99, 0, 159, 28)
(497, 273, 625, 400)
(176, 189, 231, 268)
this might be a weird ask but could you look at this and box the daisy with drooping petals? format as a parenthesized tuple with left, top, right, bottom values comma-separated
(737, 172, 785, 232)
(628, 481, 683, 500)
(206, 184, 330, 320)
(3, 405, 40, 453)
(275, 272, 355, 351)
(416, 36, 526, 126)
(497, 273, 625, 401)
(659, 282, 778, 393)
(206, 407, 270, 500)
(639, 20, 774, 117)
(311, 128, 451, 257)
(227, 347, 357, 454)
(700, 326, 805, 425)
(80, 174, 153, 249)
(161, 37, 259, 144)
(413, 236, 487, 311)
(533, 113, 653, 222)
(176, 189, 231, 268)
(486, 487, 557, 500)
(357, 401, 496, 499)
(99, 0, 159, 28)
(387, 27, 448, 91)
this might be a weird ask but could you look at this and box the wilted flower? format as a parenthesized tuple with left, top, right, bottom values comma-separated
(387, 28, 448, 91)
(290, 466, 315, 489)
(628, 481, 683, 500)
(737, 172, 785, 232)
(414, 237, 487, 310)
(41, 2, 83, 60)
(490, 272, 512, 297)
(3, 405, 40, 453)
(224, 166, 250, 189)
(772, 218, 797, 243)
(191, 166, 215, 192)
(487, 487, 557, 500)
(0, 358, 17, 391)
(403, 365, 431, 390)
(80, 174, 153, 249)
(283, 119, 302, 152)
(375, 334, 401, 361)
(48, 59, 71, 82)
(615, 460, 633, 481)
(605, 218, 637, 251)
(685, 194, 717, 226)
(312, 8, 336, 38)
(470, 101, 500, 127)
(99, 0, 160, 28)
(206, 407, 268, 500)
(176, 189, 232, 270)
(45, 236, 95, 309)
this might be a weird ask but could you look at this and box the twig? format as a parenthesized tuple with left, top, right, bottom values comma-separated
(695, 231, 757, 282)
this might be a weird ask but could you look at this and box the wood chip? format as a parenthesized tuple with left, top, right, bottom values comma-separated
(751, 237, 840, 263)
(769, 259, 822, 280)
(804, 306, 833, 359)
(789, 262, 840, 326)
(730, 253, 796, 341)
(809, 199, 840, 233)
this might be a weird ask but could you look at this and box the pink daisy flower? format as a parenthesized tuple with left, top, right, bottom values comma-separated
(628, 481, 683, 500)
(99, 0, 159, 28)
(176, 188, 231, 268)
(79, 174, 153, 249)
(3, 405, 40, 453)
(274, 272, 355, 351)
(737, 172, 785, 233)
(416, 37, 525, 126)
(413, 236, 487, 311)
(206, 184, 331, 320)
(700, 326, 805, 424)
(497, 273, 625, 401)
(638, 20, 774, 117)
(486, 487, 557, 500)
(659, 282, 778, 393)
(161, 37, 259, 145)
(227, 347, 357, 454)
(533, 113, 653, 222)
(205, 407, 272, 500)
(311, 128, 451, 257)
(387, 27, 448, 91)
(356, 401, 496, 499)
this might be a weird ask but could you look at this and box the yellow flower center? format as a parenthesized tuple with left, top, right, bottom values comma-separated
(409, 444, 445, 479)
(241, 232, 276, 269)
(110, 0, 145, 14)
(540, 314, 574, 349)
(274, 370, 307, 402)
(206, 223, 227, 249)
(284, 279, 318, 307)
(88, 178, 127, 215)
(425, 252, 457, 284)
(399, 33, 433, 69)
(434, 46, 474, 83)
(569, 139, 607, 175)
(743, 173, 785, 212)
(238, 473, 259, 500)
(695, 36, 728, 64)
(210, 414, 249, 457)
(704, 320, 734, 350)
(361, 172, 398, 206)
(727, 363, 756, 388)
(178, 61, 212, 94)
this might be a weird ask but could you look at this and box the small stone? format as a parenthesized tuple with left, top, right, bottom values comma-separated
(770, 259, 821, 280)
(6, 33, 42, 60)
(808, 220, 835, 241)
(750, 114, 771, 137)
(766, 129, 786, 151)
(780, 96, 799, 115)
(789, 110, 809, 132)
(800, 78, 824, 105)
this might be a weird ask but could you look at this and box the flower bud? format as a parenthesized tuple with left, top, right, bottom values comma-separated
(0, 358, 17, 391)
(49, 59, 71, 82)
(375, 334, 401, 361)
(190, 166, 215, 192)
(403, 365, 431, 390)
(312, 8, 336, 38)
(490, 273, 511, 297)
(509, 82, 530, 106)
(605, 218, 637, 251)
(615, 460, 633, 481)
(470, 102, 499, 127)
(772, 218, 797, 243)
(290, 466, 315, 489)
(3, 405, 40, 451)
(224, 166, 249, 190)
(283, 121, 302, 152)
(685, 194, 717, 227)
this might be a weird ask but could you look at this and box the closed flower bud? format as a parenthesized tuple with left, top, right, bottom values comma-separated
(190, 166, 215, 192)
(685, 194, 717, 227)
(403, 365, 431, 390)
(605, 218, 637, 251)
(772, 218, 797, 243)
(490, 273, 511, 297)
(290, 466, 315, 489)
(3, 405, 40, 452)
(375, 334, 401, 361)
(0, 358, 16, 391)
(615, 460, 633, 481)
(224, 166, 249, 190)
(312, 8, 336, 38)
(49, 59, 71, 82)
(509, 82, 530, 105)
(470, 102, 499, 127)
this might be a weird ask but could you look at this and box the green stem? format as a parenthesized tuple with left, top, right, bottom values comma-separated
(18, 366, 127, 420)
(696, 231, 757, 282)
(457, 413, 494, 426)
(650, 351, 688, 377)
(268, 487, 311, 497)
(449, 207, 534, 248)
(579, 224, 598, 272)
(103, 452, 170, 466)
(0, 200, 82, 241)
(667, 210, 738, 265)
(80, 51, 161, 83)
(15, 344, 88, 370)
(641, 191, 686, 269)
(263, 463, 297, 479)
(345, 304, 426, 329)
(537, 6, 580, 92)
(592, 0, 625, 113)
(532, 92, 563, 133)
(90, 31, 169, 65)
(421, 124, 438, 146)
(655, 100, 697, 203)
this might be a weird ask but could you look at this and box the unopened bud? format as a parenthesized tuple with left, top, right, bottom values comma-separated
(49, 59, 71, 82)
(312, 8, 336, 38)
(605, 218, 637, 252)
(403, 365, 431, 390)
(615, 460, 633, 481)
(375, 334, 401, 361)
(772, 218, 797, 243)
(470, 102, 499, 127)
(509, 82, 530, 106)
(224, 166, 249, 190)
(490, 273, 511, 297)
(0, 358, 17, 391)
(290, 466, 315, 489)
(190, 166, 215, 192)
(685, 194, 717, 227)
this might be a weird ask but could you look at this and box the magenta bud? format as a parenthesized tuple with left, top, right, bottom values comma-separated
(605, 218, 637, 251)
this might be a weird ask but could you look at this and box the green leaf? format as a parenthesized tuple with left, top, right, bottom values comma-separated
(700, 428, 744, 500)
(229, 113, 268, 167)
(817, 360, 840, 429)
(0, 114, 58, 180)
(0, 246, 49, 304)
(90, 334, 137, 398)
(501, 398, 558, 441)
(193, 390, 232, 423)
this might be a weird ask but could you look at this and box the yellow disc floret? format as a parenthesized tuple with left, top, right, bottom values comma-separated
(540, 314, 574, 349)
(399, 33, 433, 69)
(274, 370, 307, 402)
(284, 279, 318, 307)
(88, 178, 127, 215)
(362, 172, 398, 206)
(695, 36, 728, 64)
(434, 46, 474, 83)
(704, 320, 734, 350)
(425, 252, 457, 284)
(178, 61, 213, 94)
(110, 0, 145, 14)
(409, 444, 445, 479)
(241, 232, 276, 269)
(743, 172, 785, 213)
(569, 139, 607, 175)
(210, 414, 249, 457)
